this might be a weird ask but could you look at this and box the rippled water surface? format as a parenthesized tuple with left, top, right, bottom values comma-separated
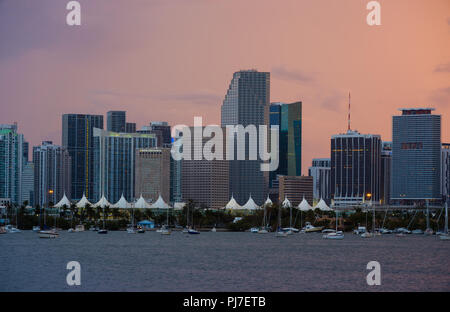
(1, 231, 449, 291)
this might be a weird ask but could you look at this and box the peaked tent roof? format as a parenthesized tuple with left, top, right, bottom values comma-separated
(298, 197, 313, 211)
(134, 195, 152, 209)
(149, 195, 172, 209)
(92, 195, 112, 208)
(282, 196, 292, 208)
(242, 195, 260, 210)
(263, 196, 273, 207)
(224, 195, 242, 210)
(76, 194, 91, 208)
(314, 198, 332, 211)
(54, 193, 71, 208)
(111, 194, 132, 209)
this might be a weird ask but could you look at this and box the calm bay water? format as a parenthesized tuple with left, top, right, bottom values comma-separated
(1, 230, 449, 292)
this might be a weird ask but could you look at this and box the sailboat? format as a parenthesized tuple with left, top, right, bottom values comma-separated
(38, 206, 59, 238)
(424, 200, 434, 235)
(440, 201, 449, 240)
(258, 196, 271, 234)
(323, 206, 344, 239)
(94, 195, 110, 234)
(187, 205, 200, 234)
(276, 201, 288, 237)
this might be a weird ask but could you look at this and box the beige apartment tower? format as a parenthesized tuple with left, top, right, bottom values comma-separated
(135, 148, 171, 202)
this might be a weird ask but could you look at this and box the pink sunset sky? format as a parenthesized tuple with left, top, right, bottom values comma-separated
(0, 0, 449, 174)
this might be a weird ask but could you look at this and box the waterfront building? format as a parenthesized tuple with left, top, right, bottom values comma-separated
(62, 114, 103, 201)
(380, 141, 392, 205)
(170, 129, 183, 203)
(21, 161, 34, 206)
(135, 148, 171, 203)
(269, 101, 302, 188)
(126, 122, 136, 133)
(331, 130, 381, 207)
(278, 175, 313, 207)
(391, 108, 441, 204)
(107, 111, 126, 133)
(93, 128, 156, 203)
(220, 70, 270, 205)
(0, 124, 24, 204)
(33, 141, 71, 207)
(180, 127, 229, 209)
(442, 143, 450, 203)
(138, 122, 171, 147)
(308, 158, 331, 204)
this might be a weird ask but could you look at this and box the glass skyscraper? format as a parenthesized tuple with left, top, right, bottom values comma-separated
(269, 102, 302, 188)
(93, 128, 157, 203)
(0, 124, 24, 204)
(107, 111, 126, 133)
(221, 70, 269, 205)
(62, 114, 103, 201)
(391, 108, 441, 203)
(331, 130, 381, 207)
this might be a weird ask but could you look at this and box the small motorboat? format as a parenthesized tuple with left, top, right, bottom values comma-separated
(210, 227, 217, 232)
(412, 229, 424, 235)
(75, 224, 85, 232)
(257, 228, 268, 234)
(32, 226, 41, 232)
(360, 232, 373, 238)
(137, 227, 145, 234)
(323, 231, 344, 240)
(353, 226, 367, 235)
(250, 227, 259, 233)
(97, 229, 108, 234)
(127, 227, 136, 234)
(38, 230, 59, 238)
(160, 228, 171, 235)
(67, 228, 75, 233)
(303, 222, 324, 233)
(188, 228, 200, 234)
(5, 225, 21, 233)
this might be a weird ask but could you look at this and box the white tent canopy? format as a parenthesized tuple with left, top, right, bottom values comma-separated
(263, 196, 273, 207)
(76, 193, 91, 208)
(92, 195, 111, 208)
(173, 202, 186, 210)
(224, 195, 242, 210)
(314, 198, 332, 211)
(149, 195, 172, 209)
(134, 194, 151, 209)
(282, 196, 292, 208)
(111, 194, 132, 209)
(53, 193, 71, 208)
(298, 197, 313, 211)
(242, 195, 261, 210)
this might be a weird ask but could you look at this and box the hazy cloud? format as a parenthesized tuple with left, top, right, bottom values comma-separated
(434, 63, 450, 73)
(272, 66, 314, 83)
(430, 87, 450, 107)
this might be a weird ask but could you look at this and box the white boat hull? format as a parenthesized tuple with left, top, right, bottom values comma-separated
(38, 231, 59, 238)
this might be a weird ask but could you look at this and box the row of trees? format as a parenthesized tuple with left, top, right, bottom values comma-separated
(1, 200, 447, 231)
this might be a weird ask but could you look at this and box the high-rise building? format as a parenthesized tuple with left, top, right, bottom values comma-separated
(21, 161, 34, 206)
(308, 158, 331, 204)
(441, 143, 450, 203)
(380, 141, 392, 205)
(107, 111, 126, 133)
(33, 141, 71, 207)
(278, 175, 313, 207)
(62, 114, 103, 201)
(0, 124, 24, 204)
(135, 148, 171, 202)
(391, 108, 441, 204)
(269, 101, 302, 186)
(126, 122, 136, 133)
(170, 129, 183, 203)
(93, 128, 156, 203)
(138, 122, 171, 147)
(181, 127, 229, 209)
(331, 130, 381, 207)
(221, 70, 270, 205)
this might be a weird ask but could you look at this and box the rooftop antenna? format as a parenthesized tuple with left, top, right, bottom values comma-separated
(347, 92, 351, 131)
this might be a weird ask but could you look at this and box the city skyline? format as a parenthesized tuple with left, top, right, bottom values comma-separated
(1, 0, 449, 175)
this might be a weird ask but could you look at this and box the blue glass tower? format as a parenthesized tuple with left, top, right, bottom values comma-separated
(391, 108, 441, 203)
